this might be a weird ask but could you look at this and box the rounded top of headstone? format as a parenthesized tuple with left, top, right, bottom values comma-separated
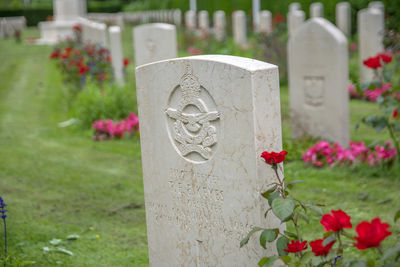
(109, 25, 121, 33)
(291, 17, 347, 45)
(135, 23, 176, 31)
(358, 7, 383, 16)
(136, 55, 277, 73)
(260, 10, 272, 16)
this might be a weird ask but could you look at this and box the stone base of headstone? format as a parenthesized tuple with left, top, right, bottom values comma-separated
(37, 20, 78, 44)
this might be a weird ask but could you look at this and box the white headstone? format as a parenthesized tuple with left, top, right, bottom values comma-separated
(336, 2, 351, 36)
(185, 10, 197, 29)
(135, 54, 283, 266)
(198, 10, 209, 33)
(53, 0, 84, 21)
(213, 10, 226, 41)
(232, 10, 247, 46)
(368, 1, 384, 13)
(310, 2, 324, 18)
(173, 9, 182, 25)
(252, 0, 261, 30)
(133, 23, 178, 67)
(289, 2, 301, 12)
(109, 26, 124, 86)
(190, 0, 197, 12)
(288, 18, 349, 146)
(287, 10, 305, 37)
(358, 8, 384, 83)
(259, 10, 272, 34)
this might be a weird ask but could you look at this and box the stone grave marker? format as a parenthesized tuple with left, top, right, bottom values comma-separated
(198, 10, 209, 33)
(358, 8, 384, 83)
(259, 10, 272, 34)
(232, 10, 247, 46)
(185, 10, 197, 30)
(133, 23, 177, 66)
(287, 10, 305, 37)
(109, 26, 124, 85)
(288, 18, 349, 146)
(135, 55, 284, 266)
(368, 1, 384, 13)
(310, 2, 324, 18)
(213, 10, 226, 41)
(336, 2, 351, 36)
(289, 2, 301, 12)
(252, 0, 261, 30)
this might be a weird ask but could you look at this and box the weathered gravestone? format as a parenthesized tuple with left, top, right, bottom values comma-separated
(136, 55, 284, 266)
(259, 10, 272, 34)
(109, 26, 124, 85)
(232, 10, 247, 46)
(213, 10, 226, 41)
(287, 10, 305, 37)
(252, 0, 261, 30)
(336, 2, 351, 36)
(368, 1, 384, 13)
(198, 10, 209, 33)
(357, 7, 384, 83)
(133, 23, 177, 66)
(289, 2, 301, 12)
(310, 2, 324, 18)
(185, 10, 197, 30)
(288, 18, 349, 146)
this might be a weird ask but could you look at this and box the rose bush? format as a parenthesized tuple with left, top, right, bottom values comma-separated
(241, 150, 400, 266)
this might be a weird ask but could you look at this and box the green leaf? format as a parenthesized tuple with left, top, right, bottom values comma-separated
(298, 212, 310, 224)
(322, 234, 336, 246)
(382, 242, 400, 261)
(240, 227, 263, 248)
(307, 204, 324, 216)
(261, 185, 277, 200)
(258, 256, 278, 267)
(362, 116, 388, 131)
(341, 230, 355, 240)
(272, 198, 295, 222)
(267, 191, 280, 207)
(260, 229, 279, 248)
(284, 231, 298, 239)
(360, 82, 370, 92)
(276, 236, 289, 256)
(395, 210, 400, 223)
(281, 255, 291, 263)
(300, 251, 313, 264)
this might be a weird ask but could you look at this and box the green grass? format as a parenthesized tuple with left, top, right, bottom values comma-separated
(0, 26, 399, 266)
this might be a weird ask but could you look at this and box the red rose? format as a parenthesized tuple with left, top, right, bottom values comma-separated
(50, 50, 60, 59)
(355, 217, 391, 250)
(393, 109, 398, 118)
(64, 46, 73, 53)
(284, 240, 307, 253)
(73, 24, 82, 32)
(78, 65, 90, 76)
(378, 53, 392, 63)
(60, 52, 69, 59)
(123, 58, 130, 67)
(363, 56, 382, 69)
(320, 209, 352, 232)
(261, 150, 287, 165)
(106, 55, 111, 62)
(309, 238, 335, 256)
(273, 13, 285, 24)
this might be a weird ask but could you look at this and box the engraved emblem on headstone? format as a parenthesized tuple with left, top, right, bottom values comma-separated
(304, 76, 324, 107)
(146, 38, 156, 53)
(166, 65, 220, 162)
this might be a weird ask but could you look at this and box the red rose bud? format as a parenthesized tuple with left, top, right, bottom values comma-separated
(309, 238, 335, 256)
(355, 217, 391, 250)
(64, 46, 73, 53)
(284, 240, 307, 253)
(363, 56, 382, 69)
(320, 209, 352, 232)
(393, 109, 398, 118)
(261, 150, 287, 165)
(50, 50, 60, 59)
(378, 53, 392, 63)
(123, 58, 130, 67)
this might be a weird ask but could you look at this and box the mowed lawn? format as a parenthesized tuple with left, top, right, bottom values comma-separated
(0, 27, 399, 266)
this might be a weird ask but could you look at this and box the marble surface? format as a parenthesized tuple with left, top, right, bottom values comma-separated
(288, 18, 350, 146)
(136, 55, 284, 266)
(357, 8, 384, 83)
(232, 11, 247, 46)
(133, 23, 177, 67)
(336, 2, 351, 36)
(310, 2, 324, 18)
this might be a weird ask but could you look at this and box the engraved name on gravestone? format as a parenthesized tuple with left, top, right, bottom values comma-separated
(133, 23, 177, 66)
(136, 55, 283, 266)
(288, 18, 350, 146)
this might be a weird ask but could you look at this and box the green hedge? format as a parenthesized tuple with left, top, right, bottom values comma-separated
(0, 1, 123, 26)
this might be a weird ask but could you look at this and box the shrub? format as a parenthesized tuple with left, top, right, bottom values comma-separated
(72, 80, 135, 129)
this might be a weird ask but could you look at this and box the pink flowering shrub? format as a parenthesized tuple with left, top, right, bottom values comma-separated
(349, 83, 392, 102)
(92, 113, 139, 141)
(303, 141, 397, 167)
